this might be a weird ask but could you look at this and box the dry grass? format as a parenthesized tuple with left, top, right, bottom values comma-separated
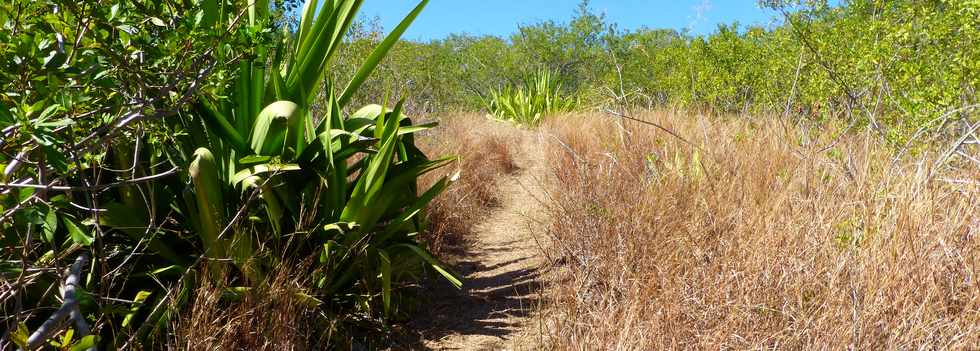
(536, 111, 980, 349)
(173, 261, 333, 350)
(418, 114, 519, 257)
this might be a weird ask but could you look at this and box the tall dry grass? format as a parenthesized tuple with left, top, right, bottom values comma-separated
(537, 111, 980, 349)
(174, 261, 332, 350)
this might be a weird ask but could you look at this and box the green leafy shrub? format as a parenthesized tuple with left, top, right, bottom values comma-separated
(329, 0, 977, 143)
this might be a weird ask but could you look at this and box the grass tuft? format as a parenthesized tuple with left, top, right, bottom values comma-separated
(175, 261, 333, 350)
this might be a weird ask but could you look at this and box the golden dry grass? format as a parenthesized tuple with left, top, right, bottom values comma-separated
(166, 112, 977, 349)
(174, 261, 332, 350)
(536, 111, 980, 349)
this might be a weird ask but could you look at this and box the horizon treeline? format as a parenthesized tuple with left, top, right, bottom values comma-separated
(334, 0, 978, 143)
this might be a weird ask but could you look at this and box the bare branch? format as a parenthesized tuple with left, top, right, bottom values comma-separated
(25, 253, 95, 351)
(933, 119, 980, 173)
(602, 108, 694, 146)
(0, 167, 178, 192)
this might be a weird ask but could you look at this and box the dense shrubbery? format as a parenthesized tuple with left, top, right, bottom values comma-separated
(1, 1, 243, 346)
(1, 0, 460, 348)
(336, 0, 978, 142)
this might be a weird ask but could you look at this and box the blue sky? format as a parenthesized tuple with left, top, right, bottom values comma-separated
(356, 1, 783, 41)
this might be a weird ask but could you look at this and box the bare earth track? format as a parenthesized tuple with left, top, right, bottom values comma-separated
(411, 128, 551, 350)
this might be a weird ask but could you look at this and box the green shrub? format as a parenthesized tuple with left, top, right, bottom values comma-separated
(329, 0, 978, 142)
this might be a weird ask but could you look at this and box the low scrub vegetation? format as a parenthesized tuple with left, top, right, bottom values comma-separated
(335, 0, 977, 143)
(2, 0, 977, 349)
(536, 111, 979, 349)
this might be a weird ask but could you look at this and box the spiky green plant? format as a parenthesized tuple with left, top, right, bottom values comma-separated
(172, 0, 462, 319)
(1, 0, 459, 346)
(483, 70, 578, 126)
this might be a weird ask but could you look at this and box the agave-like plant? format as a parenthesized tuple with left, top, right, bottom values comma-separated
(1, 0, 457, 347)
(96, 0, 459, 340)
(180, 0, 461, 311)
(484, 69, 578, 126)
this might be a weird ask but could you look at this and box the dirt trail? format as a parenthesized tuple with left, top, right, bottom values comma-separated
(414, 129, 551, 350)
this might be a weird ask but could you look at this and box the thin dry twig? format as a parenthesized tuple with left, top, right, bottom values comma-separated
(0, 167, 178, 192)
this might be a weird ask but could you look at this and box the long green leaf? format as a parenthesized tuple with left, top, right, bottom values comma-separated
(376, 171, 457, 244)
(189, 148, 227, 260)
(296, 0, 321, 47)
(288, 0, 362, 102)
(235, 60, 253, 136)
(392, 243, 462, 289)
(250, 101, 297, 155)
(197, 98, 248, 152)
(338, 0, 428, 107)
(231, 163, 301, 186)
(341, 156, 454, 231)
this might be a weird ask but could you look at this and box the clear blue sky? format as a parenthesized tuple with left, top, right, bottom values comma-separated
(356, 1, 783, 41)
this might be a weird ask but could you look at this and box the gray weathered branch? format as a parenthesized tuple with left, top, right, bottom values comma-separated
(24, 253, 96, 351)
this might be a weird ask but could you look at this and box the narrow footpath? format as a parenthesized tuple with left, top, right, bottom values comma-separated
(415, 129, 552, 351)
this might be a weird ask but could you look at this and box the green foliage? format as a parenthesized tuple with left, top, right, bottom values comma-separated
(183, 0, 461, 305)
(2, 0, 458, 347)
(1, 3, 246, 346)
(197, 0, 462, 327)
(2, 0, 976, 347)
(484, 70, 578, 126)
(332, 0, 978, 142)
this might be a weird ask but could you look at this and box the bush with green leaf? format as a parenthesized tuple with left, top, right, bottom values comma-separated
(328, 0, 977, 143)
